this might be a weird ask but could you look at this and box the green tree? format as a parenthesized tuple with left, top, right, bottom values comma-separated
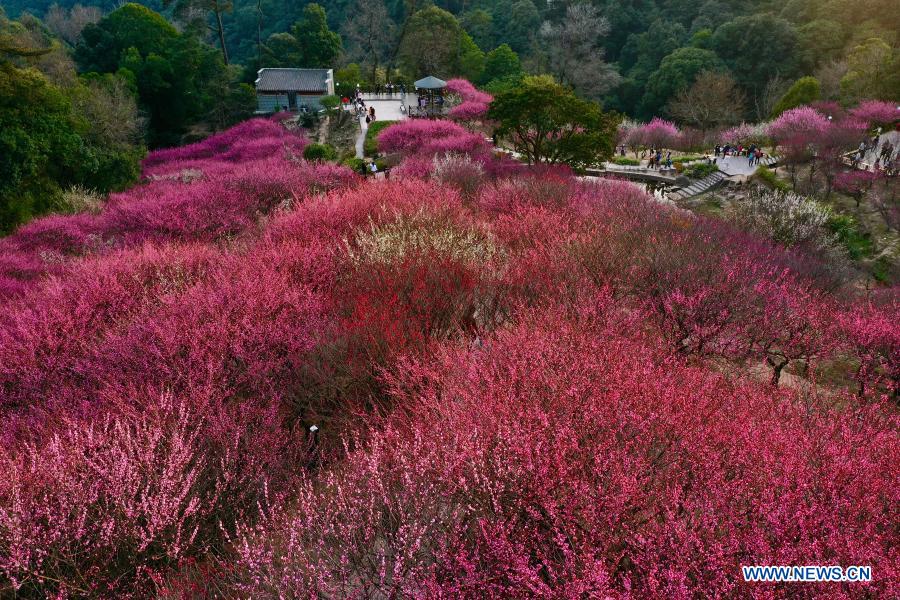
(75, 4, 178, 74)
(710, 15, 801, 114)
(76, 3, 236, 146)
(292, 3, 342, 68)
(70, 73, 146, 190)
(771, 76, 821, 117)
(262, 32, 303, 66)
(458, 31, 484, 82)
(797, 20, 847, 70)
(488, 75, 618, 170)
(1, 12, 145, 231)
(0, 63, 85, 231)
(619, 19, 686, 80)
(479, 43, 521, 86)
(641, 47, 724, 119)
(397, 6, 461, 77)
(504, 0, 540, 54)
(460, 9, 493, 52)
(840, 38, 900, 102)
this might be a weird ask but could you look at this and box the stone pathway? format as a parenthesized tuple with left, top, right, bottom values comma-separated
(852, 130, 899, 171)
(668, 171, 727, 201)
(349, 99, 408, 159)
(714, 154, 777, 176)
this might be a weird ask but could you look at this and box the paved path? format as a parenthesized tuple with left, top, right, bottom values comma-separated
(853, 130, 899, 171)
(349, 99, 408, 159)
(716, 154, 777, 176)
(668, 171, 727, 201)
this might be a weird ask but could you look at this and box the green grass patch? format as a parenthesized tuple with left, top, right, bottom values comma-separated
(872, 256, 891, 283)
(611, 156, 640, 166)
(753, 166, 791, 192)
(342, 157, 366, 174)
(684, 162, 718, 179)
(827, 214, 874, 260)
(303, 142, 338, 162)
(364, 120, 397, 157)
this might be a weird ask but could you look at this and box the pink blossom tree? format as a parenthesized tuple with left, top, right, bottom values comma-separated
(640, 117, 681, 151)
(720, 122, 767, 147)
(815, 118, 868, 197)
(838, 294, 900, 399)
(850, 100, 900, 128)
(767, 106, 830, 186)
(834, 170, 879, 207)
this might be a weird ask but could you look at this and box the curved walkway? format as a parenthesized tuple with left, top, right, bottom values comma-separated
(349, 99, 409, 159)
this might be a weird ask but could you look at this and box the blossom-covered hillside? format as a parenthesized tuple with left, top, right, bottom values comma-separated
(0, 116, 897, 598)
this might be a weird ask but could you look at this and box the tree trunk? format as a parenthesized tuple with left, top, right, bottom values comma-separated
(256, 0, 263, 65)
(215, 6, 229, 64)
(767, 355, 788, 386)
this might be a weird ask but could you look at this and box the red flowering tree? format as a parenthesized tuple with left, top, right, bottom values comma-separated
(850, 100, 899, 128)
(376, 119, 490, 158)
(640, 117, 681, 150)
(767, 106, 830, 186)
(815, 118, 868, 198)
(838, 293, 900, 399)
(834, 170, 879, 207)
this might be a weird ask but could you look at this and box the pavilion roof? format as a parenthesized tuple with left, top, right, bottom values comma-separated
(414, 75, 447, 90)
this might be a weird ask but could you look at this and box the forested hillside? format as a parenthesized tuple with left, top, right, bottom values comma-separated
(4, 0, 898, 120)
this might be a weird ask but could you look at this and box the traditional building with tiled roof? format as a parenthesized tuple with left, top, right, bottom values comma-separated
(254, 68, 334, 113)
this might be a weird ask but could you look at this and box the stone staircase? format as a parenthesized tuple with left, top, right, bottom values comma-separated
(668, 170, 726, 201)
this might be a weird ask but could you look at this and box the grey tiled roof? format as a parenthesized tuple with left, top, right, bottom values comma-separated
(256, 68, 330, 93)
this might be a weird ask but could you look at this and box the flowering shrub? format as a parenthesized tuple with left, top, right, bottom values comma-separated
(640, 117, 681, 148)
(389, 155, 435, 180)
(849, 100, 899, 127)
(430, 152, 487, 198)
(142, 118, 306, 171)
(377, 119, 490, 158)
(444, 78, 493, 105)
(1, 114, 897, 598)
(448, 100, 490, 121)
(720, 122, 768, 147)
(838, 293, 900, 398)
(229, 309, 899, 597)
(834, 170, 879, 206)
(726, 189, 835, 251)
(0, 392, 295, 598)
(766, 106, 830, 144)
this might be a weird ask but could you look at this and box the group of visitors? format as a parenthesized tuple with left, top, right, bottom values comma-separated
(872, 143, 898, 176)
(714, 144, 765, 167)
(853, 135, 898, 174)
(367, 83, 404, 96)
(647, 149, 673, 170)
(343, 91, 376, 123)
(416, 95, 444, 110)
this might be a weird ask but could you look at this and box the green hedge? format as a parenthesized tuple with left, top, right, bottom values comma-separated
(684, 162, 718, 179)
(827, 214, 873, 260)
(303, 142, 338, 162)
(753, 166, 791, 192)
(342, 157, 366, 174)
(364, 120, 397, 157)
(611, 156, 640, 166)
